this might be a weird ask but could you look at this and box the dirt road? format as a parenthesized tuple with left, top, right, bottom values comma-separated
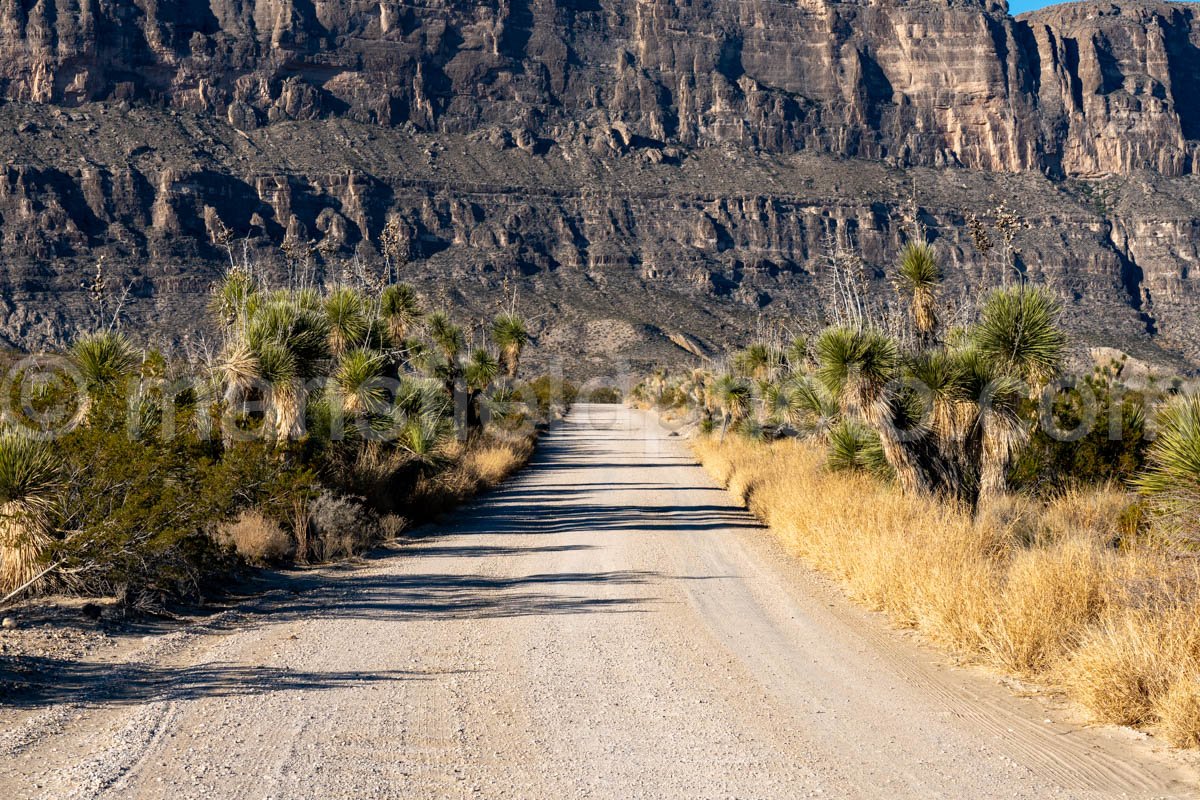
(2, 405, 1197, 799)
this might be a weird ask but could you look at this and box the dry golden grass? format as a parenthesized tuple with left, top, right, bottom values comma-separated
(1157, 675, 1200, 748)
(410, 433, 537, 516)
(464, 441, 530, 486)
(693, 435, 1200, 748)
(215, 510, 293, 565)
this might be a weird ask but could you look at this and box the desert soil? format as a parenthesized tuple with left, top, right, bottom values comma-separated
(1, 405, 1197, 799)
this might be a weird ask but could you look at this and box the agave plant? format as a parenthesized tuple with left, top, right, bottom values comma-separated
(0, 433, 61, 595)
(492, 313, 529, 380)
(972, 286, 1066, 390)
(895, 242, 941, 339)
(381, 284, 424, 344)
(1134, 394, 1200, 545)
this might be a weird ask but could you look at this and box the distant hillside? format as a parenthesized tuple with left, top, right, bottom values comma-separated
(0, 0, 1197, 370)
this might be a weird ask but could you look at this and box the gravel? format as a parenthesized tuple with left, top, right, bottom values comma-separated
(0, 405, 1196, 799)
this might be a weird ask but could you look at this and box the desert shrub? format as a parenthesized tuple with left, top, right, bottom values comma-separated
(48, 409, 315, 601)
(984, 539, 1118, 675)
(1012, 369, 1151, 494)
(308, 491, 383, 562)
(1059, 604, 1198, 727)
(216, 510, 294, 565)
(522, 375, 578, 416)
(586, 387, 623, 404)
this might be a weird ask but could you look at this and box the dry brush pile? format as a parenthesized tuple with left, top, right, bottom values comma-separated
(0, 265, 566, 608)
(638, 241, 1200, 748)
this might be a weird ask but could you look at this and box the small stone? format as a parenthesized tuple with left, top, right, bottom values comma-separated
(1, 617, 17, 629)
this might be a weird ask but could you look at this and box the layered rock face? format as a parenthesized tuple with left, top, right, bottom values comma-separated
(3, 0, 1199, 175)
(0, 0, 1197, 368)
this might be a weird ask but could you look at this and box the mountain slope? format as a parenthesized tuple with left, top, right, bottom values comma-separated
(0, 0, 1197, 367)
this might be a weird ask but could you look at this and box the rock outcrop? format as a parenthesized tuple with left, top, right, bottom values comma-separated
(0, 0, 1197, 368)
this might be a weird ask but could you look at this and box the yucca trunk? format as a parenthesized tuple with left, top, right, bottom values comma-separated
(501, 346, 520, 380)
(268, 380, 306, 443)
(913, 289, 938, 340)
(387, 319, 408, 347)
(978, 429, 1012, 503)
(870, 412, 929, 495)
(0, 499, 54, 594)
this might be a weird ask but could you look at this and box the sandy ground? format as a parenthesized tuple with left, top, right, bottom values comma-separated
(0, 404, 1197, 799)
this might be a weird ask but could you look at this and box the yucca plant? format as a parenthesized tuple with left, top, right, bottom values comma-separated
(427, 312, 464, 360)
(737, 418, 767, 442)
(972, 286, 1066, 390)
(0, 433, 61, 595)
(783, 375, 840, 439)
(334, 349, 390, 419)
(906, 349, 972, 454)
(426, 312, 465, 399)
(714, 374, 752, 440)
(324, 286, 369, 356)
(210, 267, 259, 329)
(228, 297, 332, 443)
(815, 327, 900, 419)
(733, 343, 777, 381)
(381, 284, 424, 345)
(784, 336, 808, 375)
(71, 331, 137, 397)
(255, 340, 302, 441)
(827, 418, 892, 479)
(492, 313, 529, 380)
(895, 242, 941, 339)
(1135, 394, 1200, 545)
(397, 409, 453, 466)
(464, 349, 501, 433)
(960, 348, 1028, 503)
(814, 327, 939, 495)
(69, 331, 138, 422)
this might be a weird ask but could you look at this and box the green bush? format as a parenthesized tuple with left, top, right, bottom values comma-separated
(1011, 369, 1151, 495)
(49, 407, 316, 602)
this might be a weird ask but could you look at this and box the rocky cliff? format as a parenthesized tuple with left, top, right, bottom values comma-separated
(0, 0, 1198, 370)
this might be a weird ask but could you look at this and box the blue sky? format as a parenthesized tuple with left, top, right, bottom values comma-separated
(1008, 0, 1058, 13)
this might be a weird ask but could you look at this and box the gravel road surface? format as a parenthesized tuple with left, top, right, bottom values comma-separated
(1, 405, 1196, 799)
